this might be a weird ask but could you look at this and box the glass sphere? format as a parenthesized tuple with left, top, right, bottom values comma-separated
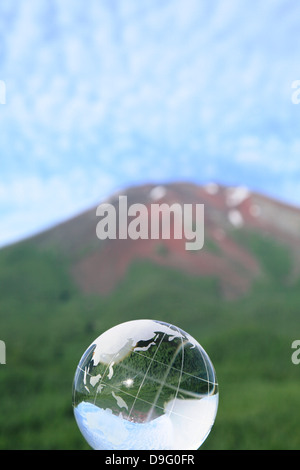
(72, 319, 218, 450)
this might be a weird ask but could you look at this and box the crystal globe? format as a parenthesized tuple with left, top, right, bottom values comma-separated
(72, 319, 218, 450)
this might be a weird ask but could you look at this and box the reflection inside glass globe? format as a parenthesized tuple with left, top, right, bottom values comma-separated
(72, 319, 218, 450)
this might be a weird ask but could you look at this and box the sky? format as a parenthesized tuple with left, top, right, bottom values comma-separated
(1, 0, 300, 247)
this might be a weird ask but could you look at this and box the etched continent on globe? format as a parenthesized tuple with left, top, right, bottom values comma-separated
(72, 319, 218, 450)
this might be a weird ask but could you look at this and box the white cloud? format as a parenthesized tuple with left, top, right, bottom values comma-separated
(0, 169, 117, 247)
(1, 0, 300, 246)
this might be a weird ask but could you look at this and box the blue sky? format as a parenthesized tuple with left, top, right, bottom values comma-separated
(1, 0, 300, 247)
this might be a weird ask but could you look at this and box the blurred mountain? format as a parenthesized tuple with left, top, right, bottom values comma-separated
(1, 182, 300, 450)
(32, 181, 300, 299)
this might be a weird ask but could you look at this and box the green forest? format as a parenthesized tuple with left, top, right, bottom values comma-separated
(0, 231, 299, 449)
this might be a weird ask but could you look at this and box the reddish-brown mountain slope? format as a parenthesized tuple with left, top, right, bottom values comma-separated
(33, 182, 300, 299)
